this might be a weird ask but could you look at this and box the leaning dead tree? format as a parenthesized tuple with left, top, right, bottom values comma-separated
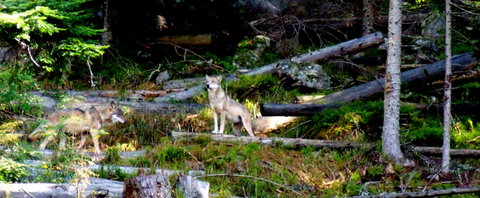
(171, 132, 480, 158)
(308, 53, 474, 104)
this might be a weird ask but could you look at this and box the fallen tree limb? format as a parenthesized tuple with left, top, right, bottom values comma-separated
(290, 32, 383, 63)
(171, 132, 480, 158)
(351, 186, 480, 198)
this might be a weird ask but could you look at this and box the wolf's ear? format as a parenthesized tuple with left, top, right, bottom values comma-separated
(110, 101, 117, 108)
(205, 74, 210, 80)
(216, 76, 223, 81)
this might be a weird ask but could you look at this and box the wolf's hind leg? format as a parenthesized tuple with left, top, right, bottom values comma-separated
(241, 116, 255, 137)
(39, 135, 55, 150)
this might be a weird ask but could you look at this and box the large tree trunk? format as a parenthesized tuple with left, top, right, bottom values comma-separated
(383, 0, 405, 164)
(442, 0, 453, 174)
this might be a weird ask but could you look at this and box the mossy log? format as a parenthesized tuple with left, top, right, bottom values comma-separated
(171, 132, 480, 158)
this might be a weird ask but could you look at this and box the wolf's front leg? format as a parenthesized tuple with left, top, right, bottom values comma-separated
(219, 111, 226, 134)
(212, 110, 219, 133)
(77, 134, 88, 150)
(90, 129, 101, 154)
(59, 136, 67, 150)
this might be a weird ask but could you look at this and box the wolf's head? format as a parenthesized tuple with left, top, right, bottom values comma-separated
(205, 75, 222, 91)
(103, 101, 126, 124)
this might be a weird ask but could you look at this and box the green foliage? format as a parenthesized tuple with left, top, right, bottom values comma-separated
(0, 0, 108, 83)
(0, 66, 42, 117)
(0, 156, 28, 182)
(283, 100, 384, 141)
(103, 145, 122, 164)
(156, 146, 187, 165)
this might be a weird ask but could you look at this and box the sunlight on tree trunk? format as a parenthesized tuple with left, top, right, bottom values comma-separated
(382, 0, 405, 164)
(442, 0, 452, 174)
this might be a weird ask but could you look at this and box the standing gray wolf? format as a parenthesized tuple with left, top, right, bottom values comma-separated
(205, 75, 254, 136)
(28, 101, 126, 153)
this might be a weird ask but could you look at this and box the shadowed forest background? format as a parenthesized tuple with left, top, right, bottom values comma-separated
(0, 0, 480, 197)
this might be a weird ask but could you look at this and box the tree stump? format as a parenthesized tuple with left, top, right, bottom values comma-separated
(123, 174, 172, 198)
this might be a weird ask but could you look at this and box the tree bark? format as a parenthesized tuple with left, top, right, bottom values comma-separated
(442, 0, 453, 174)
(362, 0, 375, 35)
(123, 174, 172, 198)
(123, 174, 209, 198)
(383, 0, 405, 164)
(171, 132, 480, 158)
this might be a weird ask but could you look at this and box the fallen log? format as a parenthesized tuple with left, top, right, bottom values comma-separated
(252, 116, 299, 134)
(260, 102, 480, 116)
(351, 186, 480, 198)
(312, 53, 475, 104)
(0, 178, 124, 198)
(30, 91, 204, 114)
(260, 103, 341, 116)
(155, 32, 384, 102)
(171, 132, 480, 158)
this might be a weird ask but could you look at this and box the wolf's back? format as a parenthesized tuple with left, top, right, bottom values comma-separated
(28, 109, 89, 141)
